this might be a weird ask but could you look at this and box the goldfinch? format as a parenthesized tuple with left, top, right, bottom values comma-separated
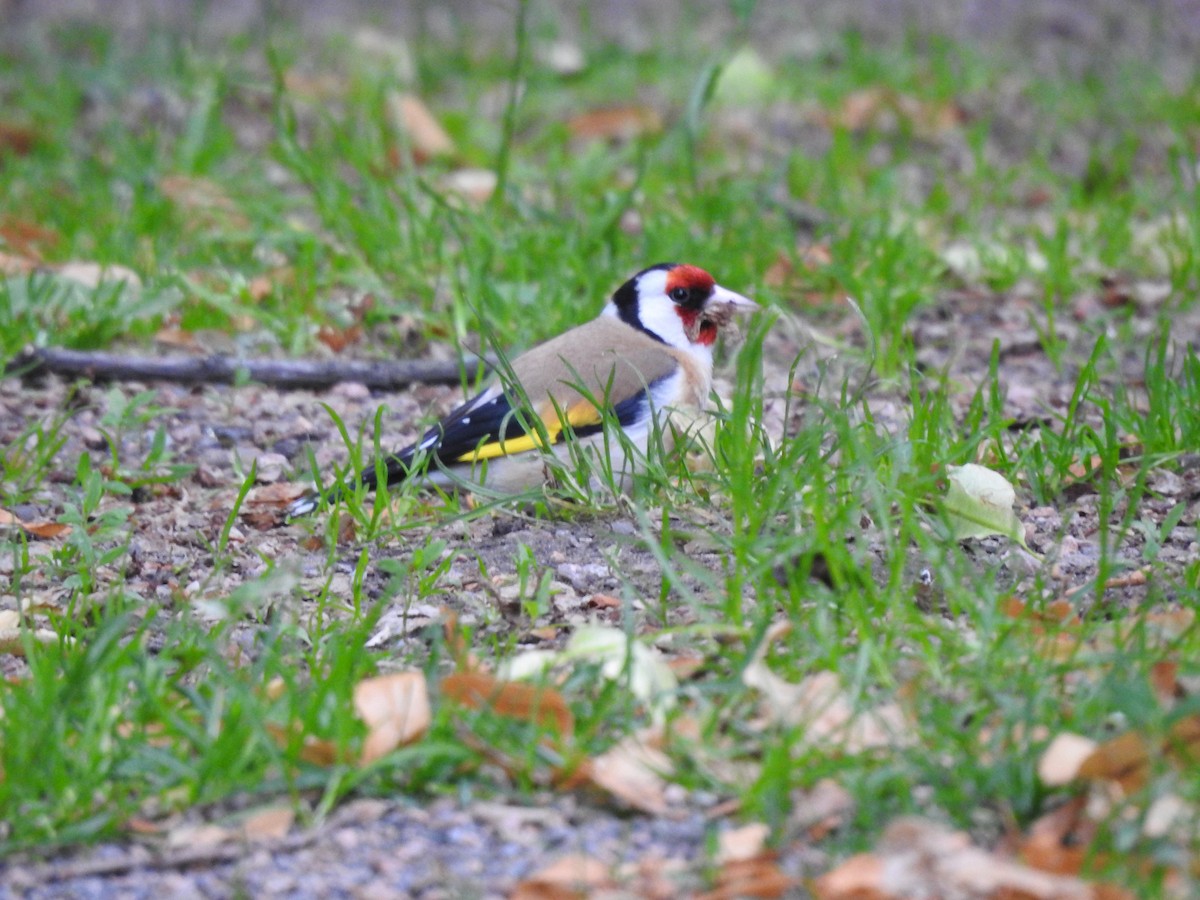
(287, 263, 757, 517)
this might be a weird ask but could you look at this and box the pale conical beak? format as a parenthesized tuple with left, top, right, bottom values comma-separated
(710, 284, 759, 313)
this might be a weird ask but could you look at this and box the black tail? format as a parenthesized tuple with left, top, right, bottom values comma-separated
(286, 445, 423, 518)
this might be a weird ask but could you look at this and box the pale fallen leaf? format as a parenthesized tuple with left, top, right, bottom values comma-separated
(55, 261, 142, 291)
(716, 822, 770, 864)
(793, 778, 855, 841)
(159, 175, 248, 230)
(439, 168, 497, 205)
(815, 816, 1104, 900)
(697, 852, 795, 900)
(577, 732, 673, 815)
(943, 463, 1035, 553)
(499, 625, 677, 722)
(387, 92, 456, 163)
(511, 854, 614, 900)
(743, 625, 911, 753)
(353, 671, 431, 765)
(238, 804, 295, 842)
(535, 39, 586, 76)
(245, 482, 309, 508)
(1038, 732, 1099, 786)
(712, 46, 775, 106)
(0, 618, 64, 656)
(165, 822, 233, 850)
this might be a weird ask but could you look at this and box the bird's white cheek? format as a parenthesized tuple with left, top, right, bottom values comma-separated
(636, 299, 690, 348)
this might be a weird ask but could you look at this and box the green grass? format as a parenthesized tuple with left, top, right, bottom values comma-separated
(2, 12, 1199, 893)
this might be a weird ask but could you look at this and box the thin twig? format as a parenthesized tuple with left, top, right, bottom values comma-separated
(5, 346, 493, 391)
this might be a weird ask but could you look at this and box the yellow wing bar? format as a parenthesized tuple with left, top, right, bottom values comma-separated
(453, 400, 603, 462)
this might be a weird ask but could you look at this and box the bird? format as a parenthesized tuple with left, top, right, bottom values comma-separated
(287, 262, 757, 518)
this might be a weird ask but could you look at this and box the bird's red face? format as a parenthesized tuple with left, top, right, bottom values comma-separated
(666, 265, 721, 345)
(607, 262, 758, 351)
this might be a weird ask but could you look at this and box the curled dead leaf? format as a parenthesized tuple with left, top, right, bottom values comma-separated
(816, 815, 1108, 900)
(245, 483, 309, 509)
(0, 121, 40, 155)
(743, 627, 911, 754)
(1038, 732, 1099, 786)
(566, 105, 663, 143)
(567, 732, 673, 816)
(265, 721, 341, 767)
(387, 92, 456, 163)
(511, 854, 614, 899)
(159, 175, 249, 231)
(238, 804, 295, 842)
(442, 670, 573, 738)
(354, 671, 431, 765)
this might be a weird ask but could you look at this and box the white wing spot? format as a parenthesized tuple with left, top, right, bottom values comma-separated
(418, 436, 437, 450)
(461, 416, 471, 425)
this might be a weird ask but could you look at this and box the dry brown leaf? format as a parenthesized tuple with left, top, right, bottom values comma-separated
(0, 121, 39, 155)
(511, 854, 614, 899)
(1039, 732, 1100, 786)
(1149, 660, 1182, 703)
(154, 327, 204, 351)
(1078, 731, 1151, 792)
(566, 105, 663, 143)
(571, 733, 673, 815)
(159, 175, 249, 230)
(716, 822, 770, 864)
(762, 253, 794, 288)
(697, 853, 794, 900)
(316, 324, 364, 353)
(743, 640, 911, 754)
(283, 69, 347, 101)
(9, 518, 71, 540)
(811, 852, 884, 899)
(1165, 714, 1200, 768)
(247, 275, 275, 302)
(245, 483, 309, 508)
(165, 822, 233, 850)
(387, 92, 456, 163)
(354, 671, 431, 765)
(1019, 795, 1093, 877)
(794, 778, 855, 841)
(826, 87, 964, 137)
(122, 816, 167, 836)
(265, 721, 341, 767)
(816, 816, 1104, 900)
(442, 670, 573, 738)
(238, 805, 295, 842)
(0, 217, 59, 257)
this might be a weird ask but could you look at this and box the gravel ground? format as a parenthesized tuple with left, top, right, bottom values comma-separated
(4, 2, 1200, 897)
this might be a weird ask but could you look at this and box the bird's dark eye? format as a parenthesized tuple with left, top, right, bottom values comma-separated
(670, 287, 689, 303)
